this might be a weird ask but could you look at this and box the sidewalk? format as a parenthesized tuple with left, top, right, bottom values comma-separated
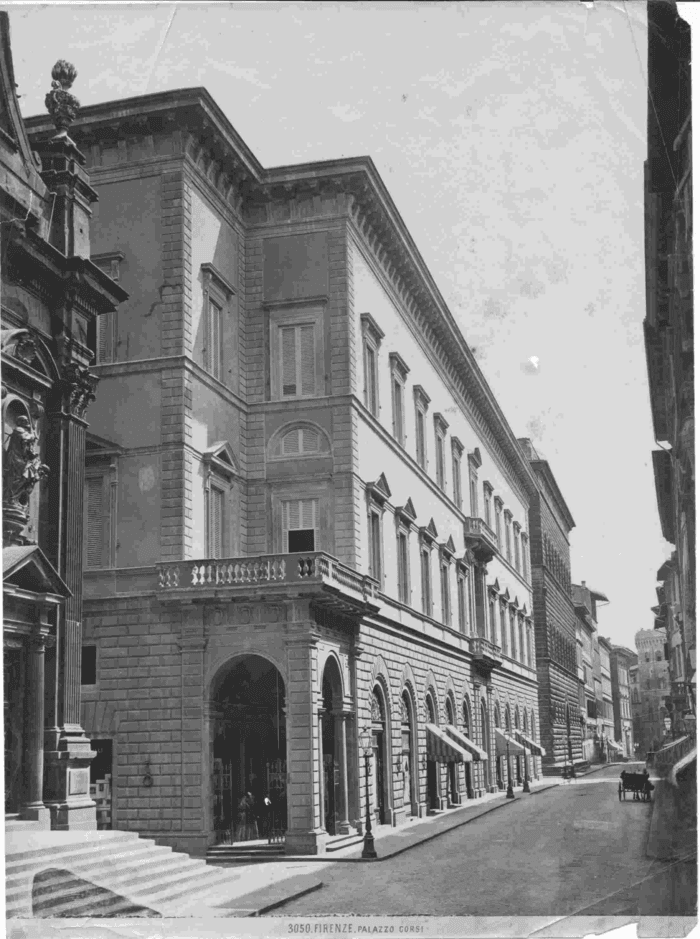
(206, 778, 560, 915)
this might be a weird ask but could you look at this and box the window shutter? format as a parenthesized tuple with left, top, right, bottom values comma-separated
(301, 428, 318, 452)
(300, 498, 317, 531)
(281, 327, 297, 396)
(209, 300, 222, 380)
(85, 477, 104, 569)
(300, 326, 315, 396)
(96, 315, 109, 364)
(283, 430, 301, 455)
(210, 487, 224, 558)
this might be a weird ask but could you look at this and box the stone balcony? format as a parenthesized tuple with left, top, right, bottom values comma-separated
(469, 635, 503, 670)
(463, 517, 499, 563)
(156, 552, 380, 616)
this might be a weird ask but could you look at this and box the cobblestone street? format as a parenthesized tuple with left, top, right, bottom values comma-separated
(278, 765, 697, 918)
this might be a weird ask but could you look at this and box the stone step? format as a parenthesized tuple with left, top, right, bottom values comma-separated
(6, 830, 141, 863)
(6, 835, 241, 919)
(326, 833, 364, 852)
(6, 836, 172, 878)
(28, 869, 159, 919)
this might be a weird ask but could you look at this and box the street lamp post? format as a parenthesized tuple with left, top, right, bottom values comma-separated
(360, 727, 377, 860)
(505, 735, 515, 799)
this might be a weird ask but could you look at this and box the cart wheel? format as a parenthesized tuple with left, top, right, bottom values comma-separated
(618, 784, 622, 801)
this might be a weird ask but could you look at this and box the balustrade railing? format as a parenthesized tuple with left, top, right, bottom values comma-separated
(157, 552, 378, 601)
(649, 734, 695, 777)
(470, 635, 503, 664)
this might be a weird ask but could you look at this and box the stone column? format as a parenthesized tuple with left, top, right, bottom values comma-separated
(23, 632, 51, 828)
(335, 712, 351, 834)
(43, 364, 98, 830)
(317, 706, 326, 832)
(486, 685, 498, 793)
(284, 621, 328, 855)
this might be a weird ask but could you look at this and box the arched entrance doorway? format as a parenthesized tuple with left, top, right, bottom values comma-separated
(321, 658, 343, 835)
(494, 705, 503, 789)
(400, 690, 416, 816)
(425, 694, 439, 811)
(211, 655, 286, 843)
(371, 686, 388, 824)
(445, 697, 458, 805)
(481, 699, 491, 790)
(463, 699, 474, 798)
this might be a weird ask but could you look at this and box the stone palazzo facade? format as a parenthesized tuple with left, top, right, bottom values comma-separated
(27, 88, 543, 857)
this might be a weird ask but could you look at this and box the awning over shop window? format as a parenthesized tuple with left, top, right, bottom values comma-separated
(445, 725, 487, 761)
(426, 723, 471, 764)
(607, 740, 624, 752)
(494, 728, 527, 757)
(512, 730, 546, 757)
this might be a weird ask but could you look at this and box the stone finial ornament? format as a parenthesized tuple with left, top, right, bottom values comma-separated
(45, 59, 80, 132)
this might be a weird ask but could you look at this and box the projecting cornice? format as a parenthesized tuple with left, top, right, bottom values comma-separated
(25, 86, 539, 500)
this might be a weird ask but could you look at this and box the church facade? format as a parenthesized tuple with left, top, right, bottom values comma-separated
(2, 17, 126, 830)
(27, 87, 544, 856)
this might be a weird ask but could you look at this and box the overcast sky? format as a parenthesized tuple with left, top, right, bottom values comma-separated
(4, 1, 684, 651)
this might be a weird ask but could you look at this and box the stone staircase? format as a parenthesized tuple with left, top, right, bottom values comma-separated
(5, 828, 266, 918)
(207, 840, 286, 864)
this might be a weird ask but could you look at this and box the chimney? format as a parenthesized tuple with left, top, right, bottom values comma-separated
(33, 60, 97, 258)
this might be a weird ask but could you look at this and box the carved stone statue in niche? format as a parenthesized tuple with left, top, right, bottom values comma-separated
(3, 415, 49, 514)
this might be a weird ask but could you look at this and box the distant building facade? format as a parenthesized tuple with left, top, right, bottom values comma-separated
(610, 645, 635, 759)
(644, 1, 695, 727)
(27, 87, 544, 857)
(572, 582, 610, 763)
(1, 16, 126, 830)
(598, 637, 619, 761)
(518, 439, 582, 772)
(633, 628, 671, 754)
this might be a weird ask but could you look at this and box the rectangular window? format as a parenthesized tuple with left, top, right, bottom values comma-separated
(435, 428, 446, 490)
(416, 406, 426, 468)
(85, 476, 105, 570)
(397, 530, 410, 604)
(457, 572, 467, 633)
(440, 561, 451, 626)
(364, 343, 379, 416)
(500, 605, 508, 655)
(469, 475, 478, 517)
(209, 485, 225, 559)
(369, 510, 383, 582)
(483, 484, 493, 528)
(504, 512, 512, 564)
(518, 617, 525, 664)
(452, 450, 462, 509)
(283, 498, 319, 553)
(208, 298, 223, 381)
(510, 610, 517, 659)
(280, 324, 316, 398)
(494, 499, 503, 551)
(522, 534, 529, 581)
(81, 645, 97, 686)
(490, 596, 498, 645)
(513, 524, 521, 573)
(392, 377, 405, 445)
(420, 547, 432, 616)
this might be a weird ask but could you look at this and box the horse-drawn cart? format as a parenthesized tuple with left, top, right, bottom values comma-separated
(618, 770, 654, 802)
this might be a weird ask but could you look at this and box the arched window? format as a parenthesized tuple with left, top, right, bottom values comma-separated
(462, 699, 471, 737)
(446, 696, 455, 726)
(494, 704, 501, 728)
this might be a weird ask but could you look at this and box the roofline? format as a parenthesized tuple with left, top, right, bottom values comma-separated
(26, 87, 539, 500)
(530, 459, 576, 531)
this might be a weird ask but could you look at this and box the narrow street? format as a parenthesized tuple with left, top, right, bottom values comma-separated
(278, 765, 697, 917)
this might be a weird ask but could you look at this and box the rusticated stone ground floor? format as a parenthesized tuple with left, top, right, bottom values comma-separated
(80, 591, 542, 856)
